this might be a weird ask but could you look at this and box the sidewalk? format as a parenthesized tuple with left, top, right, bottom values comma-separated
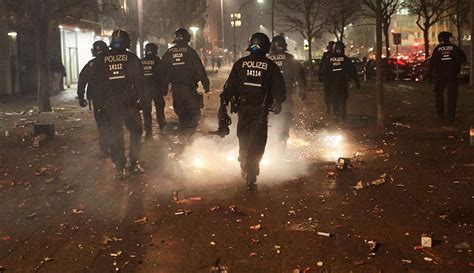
(0, 76, 473, 272)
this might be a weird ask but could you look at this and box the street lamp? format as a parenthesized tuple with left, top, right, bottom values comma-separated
(190, 26, 199, 48)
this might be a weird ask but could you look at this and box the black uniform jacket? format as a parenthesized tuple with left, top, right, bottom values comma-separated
(222, 53, 286, 108)
(428, 43, 467, 78)
(161, 42, 210, 91)
(91, 48, 145, 107)
(141, 54, 167, 95)
(268, 51, 306, 94)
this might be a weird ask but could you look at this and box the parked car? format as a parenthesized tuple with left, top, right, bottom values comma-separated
(410, 58, 470, 83)
(381, 58, 414, 80)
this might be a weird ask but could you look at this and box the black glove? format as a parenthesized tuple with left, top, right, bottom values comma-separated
(79, 98, 87, 108)
(272, 101, 282, 114)
(356, 82, 361, 90)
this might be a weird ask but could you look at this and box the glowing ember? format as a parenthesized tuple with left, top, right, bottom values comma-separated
(193, 157, 205, 168)
(323, 134, 343, 147)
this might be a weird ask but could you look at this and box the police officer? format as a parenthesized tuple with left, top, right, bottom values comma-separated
(142, 42, 167, 139)
(427, 31, 467, 123)
(162, 28, 210, 135)
(77, 41, 109, 155)
(91, 30, 145, 180)
(268, 35, 307, 145)
(319, 41, 335, 114)
(219, 32, 286, 191)
(320, 41, 360, 122)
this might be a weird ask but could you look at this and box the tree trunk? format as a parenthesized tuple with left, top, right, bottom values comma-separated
(383, 23, 391, 57)
(307, 35, 314, 85)
(375, 0, 384, 127)
(457, 25, 462, 47)
(37, 19, 51, 112)
(423, 28, 430, 58)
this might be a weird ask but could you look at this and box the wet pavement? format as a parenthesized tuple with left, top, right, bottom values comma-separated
(0, 68, 473, 272)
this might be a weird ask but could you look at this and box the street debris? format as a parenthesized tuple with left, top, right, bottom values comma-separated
(365, 240, 379, 255)
(172, 189, 185, 201)
(454, 242, 470, 250)
(25, 212, 37, 219)
(392, 122, 411, 129)
(401, 259, 412, 264)
(316, 261, 323, 266)
(421, 234, 432, 248)
(336, 157, 351, 170)
(326, 171, 336, 179)
(2, 236, 11, 241)
(210, 265, 228, 273)
(110, 251, 122, 257)
(424, 257, 433, 262)
(250, 224, 262, 231)
(101, 236, 123, 245)
(176, 196, 202, 204)
(368, 174, 387, 186)
(174, 209, 192, 216)
(33, 257, 53, 272)
(317, 232, 331, 237)
(352, 180, 364, 190)
(72, 208, 84, 214)
(134, 216, 148, 225)
(274, 245, 281, 254)
(209, 205, 220, 211)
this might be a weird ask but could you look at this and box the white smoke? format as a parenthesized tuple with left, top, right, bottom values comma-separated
(172, 114, 353, 186)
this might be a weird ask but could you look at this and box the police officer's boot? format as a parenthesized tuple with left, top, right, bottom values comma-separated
(145, 131, 153, 141)
(130, 160, 145, 174)
(246, 172, 257, 192)
(115, 168, 128, 181)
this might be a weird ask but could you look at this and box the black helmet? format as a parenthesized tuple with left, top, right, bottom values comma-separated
(327, 41, 335, 51)
(173, 28, 191, 44)
(91, 41, 108, 56)
(110, 29, 131, 49)
(145, 43, 158, 56)
(271, 35, 288, 52)
(438, 31, 452, 44)
(246, 32, 271, 54)
(333, 41, 345, 54)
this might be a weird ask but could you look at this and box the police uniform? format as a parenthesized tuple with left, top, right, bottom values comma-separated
(142, 53, 166, 135)
(78, 58, 109, 153)
(92, 37, 145, 174)
(428, 37, 466, 121)
(162, 35, 209, 134)
(221, 41, 286, 185)
(319, 42, 335, 113)
(78, 41, 109, 154)
(268, 50, 306, 142)
(321, 44, 360, 121)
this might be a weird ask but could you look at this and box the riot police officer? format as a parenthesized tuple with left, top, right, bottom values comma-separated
(319, 41, 335, 114)
(320, 41, 360, 122)
(268, 35, 307, 145)
(77, 40, 109, 155)
(91, 30, 145, 180)
(142, 42, 167, 139)
(427, 31, 467, 123)
(219, 32, 286, 191)
(162, 28, 210, 135)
